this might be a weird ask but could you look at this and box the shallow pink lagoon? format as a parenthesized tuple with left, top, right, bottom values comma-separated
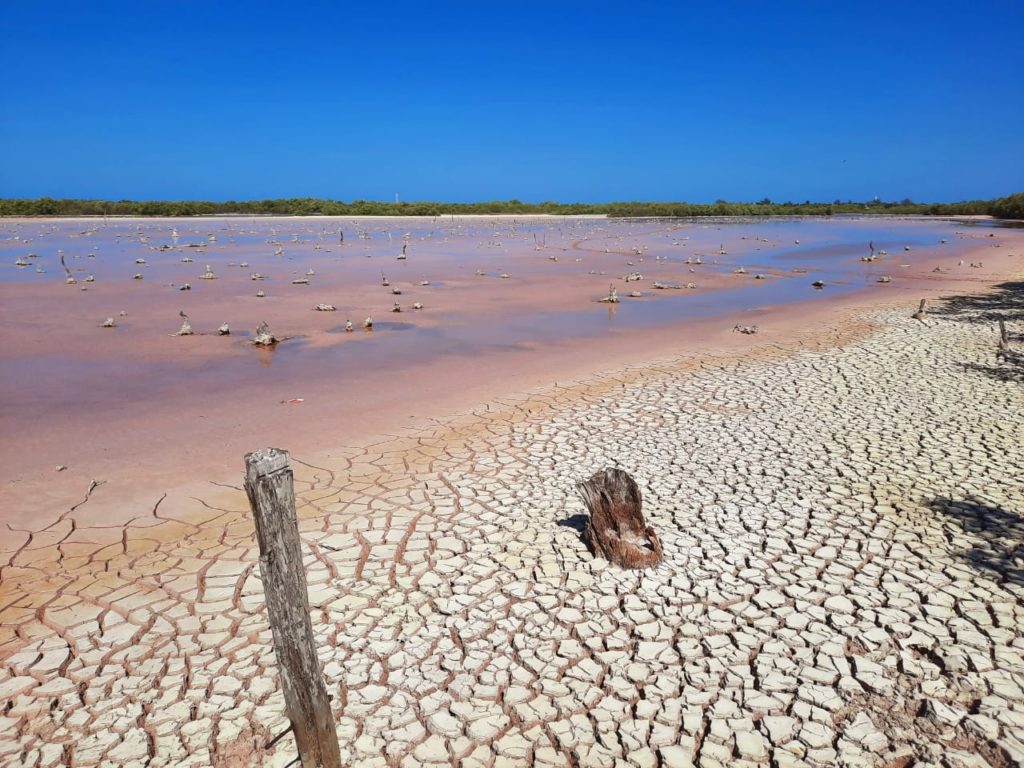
(1, 214, 1019, 528)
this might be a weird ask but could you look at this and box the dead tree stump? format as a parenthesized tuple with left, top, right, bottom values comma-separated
(576, 468, 663, 569)
(253, 321, 278, 346)
(912, 298, 928, 322)
(244, 448, 341, 768)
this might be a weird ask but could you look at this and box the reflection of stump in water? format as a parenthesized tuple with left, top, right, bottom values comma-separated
(576, 468, 663, 569)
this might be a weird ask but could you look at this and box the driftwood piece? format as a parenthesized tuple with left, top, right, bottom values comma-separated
(998, 318, 1010, 355)
(576, 468, 663, 569)
(243, 449, 341, 768)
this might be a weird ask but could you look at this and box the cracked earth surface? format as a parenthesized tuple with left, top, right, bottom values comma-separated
(1, 302, 1022, 768)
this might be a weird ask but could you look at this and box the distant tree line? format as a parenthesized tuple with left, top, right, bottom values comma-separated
(1, 193, 1021, 219)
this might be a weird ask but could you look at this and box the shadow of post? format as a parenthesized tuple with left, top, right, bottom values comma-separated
(926, 495, 1024, 586)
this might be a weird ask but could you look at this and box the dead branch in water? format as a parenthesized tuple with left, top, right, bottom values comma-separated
(172, 311, 194, 336)
(576, 468, 663, 569)
(60, 253, 75, 284)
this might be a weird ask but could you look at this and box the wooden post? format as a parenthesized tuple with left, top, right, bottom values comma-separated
(244, 448, 341, 768)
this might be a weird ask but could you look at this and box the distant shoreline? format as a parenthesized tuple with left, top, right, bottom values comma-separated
(2, 193, 1021, 219)
(0, 213, 1016, 224)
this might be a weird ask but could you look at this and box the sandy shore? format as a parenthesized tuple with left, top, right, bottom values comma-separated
(1, 253, 1022, 766)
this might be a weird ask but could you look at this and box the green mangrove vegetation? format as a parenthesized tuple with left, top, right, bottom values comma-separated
(1, 193, 1021, 219)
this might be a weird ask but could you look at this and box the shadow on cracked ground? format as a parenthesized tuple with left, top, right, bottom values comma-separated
(934, 280, 1024, 382)
(927, 495, 1024, 586)
(933, 280, 1024, 324)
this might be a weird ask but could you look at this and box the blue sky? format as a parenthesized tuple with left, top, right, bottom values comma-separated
(1, 1, 1021, 203)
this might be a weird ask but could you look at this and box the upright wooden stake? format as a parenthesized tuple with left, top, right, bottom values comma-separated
(997, 318, 1010, 354)
(244, 448, 341, 768)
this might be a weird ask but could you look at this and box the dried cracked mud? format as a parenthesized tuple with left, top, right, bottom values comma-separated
(1, 301, 1022, 768)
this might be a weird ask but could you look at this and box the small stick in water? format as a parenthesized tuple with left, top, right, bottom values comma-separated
(173, 311, 194, 336)
(60, 253, 76, 284)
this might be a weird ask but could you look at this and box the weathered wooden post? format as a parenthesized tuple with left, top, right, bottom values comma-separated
(244, 448, 341, 768)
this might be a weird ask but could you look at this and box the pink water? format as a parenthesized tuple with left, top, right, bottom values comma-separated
(0, 214, 1018, 528)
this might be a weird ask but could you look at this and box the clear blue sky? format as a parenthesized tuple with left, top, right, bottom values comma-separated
(1, 1, 1021, 203)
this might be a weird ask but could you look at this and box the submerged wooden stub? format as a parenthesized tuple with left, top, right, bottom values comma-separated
(243, 449, 341, 768)
(576, 468, 663, 569)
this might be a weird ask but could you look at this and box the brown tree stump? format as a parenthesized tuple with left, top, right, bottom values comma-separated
(576, 468, 663, 569)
